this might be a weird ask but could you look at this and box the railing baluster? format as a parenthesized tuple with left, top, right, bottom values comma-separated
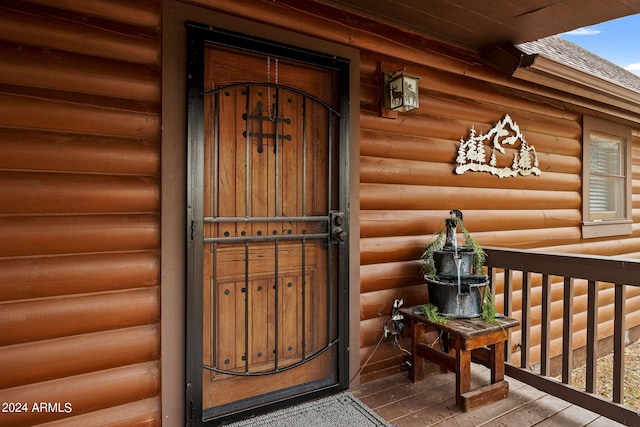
(586, 280, 598, 393)
(503, 269, 512, 317)
(562, 277, 574, 384)
(503, 269, 513, 362)
(613, 283, 626, 403)
(489, 265, 497, 297)
(520, 271, 531, 369)
(540, 274, 551, 376)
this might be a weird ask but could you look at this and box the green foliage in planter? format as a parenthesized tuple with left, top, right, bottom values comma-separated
(458, 219, 486, 275)
(420, 232, 445, 279)
(481, 288, 498, 325)
(480, 289, 506, 335)
(421, 303, 451, 324)
(420, 218, 487, 278)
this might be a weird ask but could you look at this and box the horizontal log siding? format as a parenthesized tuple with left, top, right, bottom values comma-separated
(182, 0, 640, 387)
(0, 1, 161, 425)
(359, 46, 640, 381)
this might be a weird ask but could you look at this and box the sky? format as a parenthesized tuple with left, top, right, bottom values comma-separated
(560, 14, 640, 76)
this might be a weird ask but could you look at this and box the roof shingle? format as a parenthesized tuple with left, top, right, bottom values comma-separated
(517, 35, 640, 94)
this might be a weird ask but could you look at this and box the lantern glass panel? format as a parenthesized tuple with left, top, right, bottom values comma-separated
(388, 73, 419, 112)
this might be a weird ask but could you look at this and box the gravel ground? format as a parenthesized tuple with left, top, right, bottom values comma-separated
(569, 340, 640, 409)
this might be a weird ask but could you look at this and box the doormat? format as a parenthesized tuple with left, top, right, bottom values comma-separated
(225, 392, 394, 427)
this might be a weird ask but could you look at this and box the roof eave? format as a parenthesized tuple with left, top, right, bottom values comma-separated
(518, 55, 640, 106)
(482, 45, 640, 114)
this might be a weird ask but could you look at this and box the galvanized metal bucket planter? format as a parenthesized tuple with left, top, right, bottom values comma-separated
(422, 210, 489, 318)
(425, 274, 489, 318)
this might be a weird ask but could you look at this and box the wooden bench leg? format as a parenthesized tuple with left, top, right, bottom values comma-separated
(460, 340, 509, 411)
(455, 339, 471, 409)
(461, 381, 509, 411)
(409, 322, 426, 382)
(491, 341, 505, 384)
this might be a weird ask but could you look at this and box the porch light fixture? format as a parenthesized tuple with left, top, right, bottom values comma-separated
(384, 69, 420, 112)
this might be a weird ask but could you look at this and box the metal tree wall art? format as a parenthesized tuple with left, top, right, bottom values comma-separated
(455, 115, 541, 178)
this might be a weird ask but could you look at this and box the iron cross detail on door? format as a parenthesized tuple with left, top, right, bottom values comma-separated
(242, 100, 292, 153)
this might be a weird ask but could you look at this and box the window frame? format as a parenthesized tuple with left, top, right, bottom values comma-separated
(582, 115, 632, 238)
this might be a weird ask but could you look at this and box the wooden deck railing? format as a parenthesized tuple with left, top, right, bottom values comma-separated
(483, 247, 640, 425)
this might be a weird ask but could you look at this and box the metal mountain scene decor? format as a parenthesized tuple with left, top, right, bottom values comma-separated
(455, 114, 541, 178)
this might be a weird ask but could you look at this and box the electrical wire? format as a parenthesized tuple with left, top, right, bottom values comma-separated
(349, 316, 411, 387)
(394, 335, 412, 356)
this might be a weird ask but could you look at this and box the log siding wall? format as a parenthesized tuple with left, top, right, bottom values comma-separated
(0, 1, 161, 425)
(180, 0, 640, 387)
(2, 0, 639, 420)
(358, 46, 640, 380)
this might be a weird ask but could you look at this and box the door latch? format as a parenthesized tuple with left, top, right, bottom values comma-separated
(329, 211, 346, 242)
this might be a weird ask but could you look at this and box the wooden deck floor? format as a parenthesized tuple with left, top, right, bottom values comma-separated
(351, 364, 624, 427)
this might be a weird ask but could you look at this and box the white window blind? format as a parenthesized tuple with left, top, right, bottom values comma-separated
(589, 132, 625, 220)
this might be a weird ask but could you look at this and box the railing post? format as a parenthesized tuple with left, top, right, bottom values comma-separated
(613, 284, 626, 404)
(520, 272, 531, 370)
(503, 269, 513, 363)
(586, 280, 598, 393)
(540, 274, 552, 376)
(503, 269, 512, 317)
(562, 277, 574, 384)
(489, 265, 497, 308)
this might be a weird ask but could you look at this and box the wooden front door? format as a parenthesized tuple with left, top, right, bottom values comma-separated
(187, 26, 349, 425)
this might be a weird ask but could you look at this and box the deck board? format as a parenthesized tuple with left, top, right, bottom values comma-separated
(351, 364, 624, 426)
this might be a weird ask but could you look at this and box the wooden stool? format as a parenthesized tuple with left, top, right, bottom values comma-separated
(400, 306, 519, 412)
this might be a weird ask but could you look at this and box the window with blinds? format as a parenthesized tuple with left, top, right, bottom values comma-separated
(589, 132, 625, 220)
(582, 115, 632, 238)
